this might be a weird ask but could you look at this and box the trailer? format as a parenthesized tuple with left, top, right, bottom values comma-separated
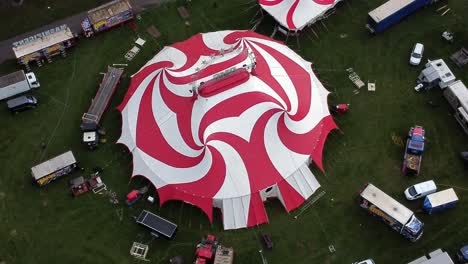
(81, 67, 124, 149)
(423, 188, 458, 214)
(358, 183, 424, 242)
(416, 59, 456, 91)
(407, 249, 454, 264)
(0, 70, 40, 100)
(31, 151, 78, 186)
(214, 245, 234, 264)
(443, 80, 468, 135)
(12, 24, 76, 70)
(136, 210, 178, 239)
(366, 0, 440, 34)
(81, 0, 133, 37)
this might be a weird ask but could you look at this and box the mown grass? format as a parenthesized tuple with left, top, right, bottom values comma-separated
(0, 0, 467, 263)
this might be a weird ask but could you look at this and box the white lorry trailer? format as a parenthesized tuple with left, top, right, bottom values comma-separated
(0, 70, 40, 100)
(443, 80, 468, 135)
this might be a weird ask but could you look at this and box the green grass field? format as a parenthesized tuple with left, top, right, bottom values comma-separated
(0, 0, 467, 263)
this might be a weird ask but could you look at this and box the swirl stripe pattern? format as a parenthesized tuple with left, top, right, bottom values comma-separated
(118, 30, 337, 229)
(259, 0, 341, 30)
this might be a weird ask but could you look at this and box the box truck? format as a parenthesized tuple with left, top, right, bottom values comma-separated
(0, 70, 40, 100)
(366, 0, 440, 34)
(31, 151, 78, 186)
(81, 0, 133, 37)
(358, 183, 424, 242)
(423, 188, 458, 214)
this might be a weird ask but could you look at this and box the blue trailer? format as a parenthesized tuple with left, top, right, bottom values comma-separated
(366, 0, 440, 34)
(423, 188, 459, 214)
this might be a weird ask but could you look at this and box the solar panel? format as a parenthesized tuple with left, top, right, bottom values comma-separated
(136, 210, 177, 239)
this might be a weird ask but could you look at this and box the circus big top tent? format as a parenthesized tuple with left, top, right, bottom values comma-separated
(117, 30, 337, 230)
(259, 0, 343, 31)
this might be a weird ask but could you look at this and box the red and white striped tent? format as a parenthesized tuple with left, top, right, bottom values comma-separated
(118, 30, 337, 230)
(259, 0, 342, 31)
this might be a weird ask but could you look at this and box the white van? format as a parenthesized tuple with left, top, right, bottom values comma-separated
(404, 180, 437, 200)
(410, 43, 424, 66)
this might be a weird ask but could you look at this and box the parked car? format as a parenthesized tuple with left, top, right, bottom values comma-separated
(261, 234, 273, 250)
(404, 180, 437, 200)
(353, 259, 375, 264)
(6, 95, 37, 113)
(458, 245, 468, 263)
(410, 43, 424, 66)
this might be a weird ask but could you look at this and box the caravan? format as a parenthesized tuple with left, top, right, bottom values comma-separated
(416, 59, 455, 91)
(443, 80, 468, 135)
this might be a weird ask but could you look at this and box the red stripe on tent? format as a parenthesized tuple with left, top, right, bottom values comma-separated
(224, 31, 284, 46)
(247, 193, 269, 227)
(170, 33, 219, 72)
(277, 115, 337, 170)
(310, 115, 337, 171)
(159, 73, 202, 151)
(157, 146, 227, 222)
(136, 75, 204, 167)
(277, 180, 305, 211)
(248, 43, 291, 112)
(313, 0, 335, 5)
(251, 41, 311, 121)
(258, 0, 284, 6)
(117, 61, 172, 111)
(206, 109, 285, 193)
(286, 0, 301, 29)
(197, 91, 283, 144)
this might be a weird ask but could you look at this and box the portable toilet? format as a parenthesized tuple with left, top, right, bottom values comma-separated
(423, 188, 458, 214)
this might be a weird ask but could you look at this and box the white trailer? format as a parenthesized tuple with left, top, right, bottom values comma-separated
(0, 70, 40, 100)
(31, 151, 77, 186)
(443, 80, 468, 135)
(416, 59, 455, 91)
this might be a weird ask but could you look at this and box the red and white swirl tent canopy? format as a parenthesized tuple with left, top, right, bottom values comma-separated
(259, 0, 343, 31)
(118, 30, 337, 230)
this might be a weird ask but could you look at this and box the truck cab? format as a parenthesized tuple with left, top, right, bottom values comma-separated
(403, 126, 425, 175)
(458, 245, 468, 263)
(25, 72, 40, 88)
(82, 131, 99, 149)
